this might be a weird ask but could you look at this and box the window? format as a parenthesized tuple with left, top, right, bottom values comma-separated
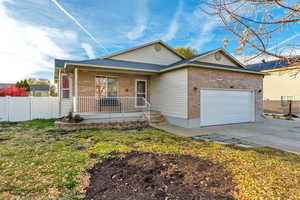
(96, 76, 118, 97)
(281, 96, 294, 106)
(62, 75, 70, 99)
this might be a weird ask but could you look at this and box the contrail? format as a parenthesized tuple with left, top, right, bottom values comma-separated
(268, 33, 300, 51)
(50, 0, 109, 54)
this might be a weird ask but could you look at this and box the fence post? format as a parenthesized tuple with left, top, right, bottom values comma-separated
(6, 96, 10, 121)
(29, 96, 32, 120)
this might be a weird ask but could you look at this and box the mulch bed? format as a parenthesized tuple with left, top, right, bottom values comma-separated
(86, 151, 235, 200)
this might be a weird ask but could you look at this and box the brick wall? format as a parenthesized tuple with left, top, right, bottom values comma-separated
(187, 67, 264, 119)
(77, 70, 150, 98)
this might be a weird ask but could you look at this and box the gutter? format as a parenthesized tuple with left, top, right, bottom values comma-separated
(63, 62, 160, 73)
(60, 62, 265, 75)
(160, 63, 266, 75)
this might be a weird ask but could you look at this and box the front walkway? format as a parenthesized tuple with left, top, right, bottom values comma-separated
(151, 119, 300, 154)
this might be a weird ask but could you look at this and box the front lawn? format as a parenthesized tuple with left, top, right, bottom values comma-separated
(0, 120, 299, 199)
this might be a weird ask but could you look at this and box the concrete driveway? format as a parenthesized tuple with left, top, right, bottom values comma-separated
(152, 119, 300, 154)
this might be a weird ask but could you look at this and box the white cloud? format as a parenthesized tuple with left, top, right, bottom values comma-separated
(50, 0, 109, 54)
(162, 0, 184, 41)
(190, 34, 215, 50)
(81, 43, 96, 59)
(0, 1, 75, 83)
(127, 25, 147, 40)
(268, 33, 300, 51)
(63, 30, 78, 41)
(187, 9, 220, 50)
(127, 0, 148, 40)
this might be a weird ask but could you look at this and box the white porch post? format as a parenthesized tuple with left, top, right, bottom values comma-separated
(58, 69, 62, 116)
(74, 68, 78, 113)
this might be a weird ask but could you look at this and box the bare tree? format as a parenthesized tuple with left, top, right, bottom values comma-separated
(201, 0, 300, 63)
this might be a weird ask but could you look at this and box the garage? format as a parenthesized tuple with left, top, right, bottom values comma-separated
(200, 89, 255, 126)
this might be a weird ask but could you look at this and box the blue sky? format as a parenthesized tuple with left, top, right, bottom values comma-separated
(0, 0, 299, 83)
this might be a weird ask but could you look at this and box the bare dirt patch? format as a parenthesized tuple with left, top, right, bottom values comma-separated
(86, 151, 235, 200)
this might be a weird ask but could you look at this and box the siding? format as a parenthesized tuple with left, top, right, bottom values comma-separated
(263, 68, 300, 100)
(195, 52, 239, 67)
(150, 68, 188, 119)
(109, 44, 182, 65)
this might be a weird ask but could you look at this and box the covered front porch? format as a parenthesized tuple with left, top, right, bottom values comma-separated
(60, 65, 154, 121)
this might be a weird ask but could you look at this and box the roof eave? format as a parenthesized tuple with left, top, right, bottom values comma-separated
(160, 63, 266, 75)
(64, 62, 160, 73)
(261, 65, 300, 72)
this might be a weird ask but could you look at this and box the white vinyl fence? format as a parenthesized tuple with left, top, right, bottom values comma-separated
(0, 97, 72, 122)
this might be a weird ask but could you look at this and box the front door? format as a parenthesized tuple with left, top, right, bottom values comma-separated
(135, 80, 147, 107)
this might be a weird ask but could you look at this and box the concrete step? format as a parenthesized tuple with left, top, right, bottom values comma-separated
(150, 116, 164, 120)
(150, 119, 165, 123)
(146, 111, 165, 123)
(149, 114, 163, 117)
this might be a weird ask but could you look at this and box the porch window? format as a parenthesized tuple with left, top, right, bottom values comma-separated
(96, 76, 118, 97)
(62, 75, 70, 99)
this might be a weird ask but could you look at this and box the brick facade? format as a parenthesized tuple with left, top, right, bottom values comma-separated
(77, 70, 150, 98)
(187, 67, 264, 119)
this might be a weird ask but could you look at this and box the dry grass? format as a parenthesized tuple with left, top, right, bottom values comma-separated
(0, 120, 299, 199)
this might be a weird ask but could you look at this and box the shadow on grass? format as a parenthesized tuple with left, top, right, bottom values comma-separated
(226, 144, 300, 163)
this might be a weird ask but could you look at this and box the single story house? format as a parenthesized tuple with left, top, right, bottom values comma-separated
(0, 83, 14, 89)
(54, 40, 264, 128)
(30, 85, 50, 97)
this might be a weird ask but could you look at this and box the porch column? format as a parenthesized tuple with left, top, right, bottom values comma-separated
(74, 67, 78, 113)
(58, 69, 62, 116)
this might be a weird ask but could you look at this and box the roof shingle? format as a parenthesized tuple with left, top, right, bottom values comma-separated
(246, 60, 289, 71)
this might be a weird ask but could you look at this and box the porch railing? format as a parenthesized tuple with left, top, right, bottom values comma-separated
(73, 96, 151, 120)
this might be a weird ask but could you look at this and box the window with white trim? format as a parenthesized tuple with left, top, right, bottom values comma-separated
(62, 75, 70, 99)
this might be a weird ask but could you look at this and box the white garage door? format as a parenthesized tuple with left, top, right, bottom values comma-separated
(200, 89, 254, 126)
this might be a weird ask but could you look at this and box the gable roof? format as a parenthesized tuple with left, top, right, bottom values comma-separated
(54, 42, 264, 75)
(101, 40, 185, 60)
(188, 48, 245, 68)
(55, 57, 263, 75)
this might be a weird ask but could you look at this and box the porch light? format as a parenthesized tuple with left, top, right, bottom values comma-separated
(193, 87, 197, 91)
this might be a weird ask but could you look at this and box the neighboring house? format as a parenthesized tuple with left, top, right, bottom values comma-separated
(30, 85, 50, 97)
(247, 59, 300, 115)
(54, 40, 264, 128)
(247, 59, 300, 101)
(0, 83, 14, 89)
